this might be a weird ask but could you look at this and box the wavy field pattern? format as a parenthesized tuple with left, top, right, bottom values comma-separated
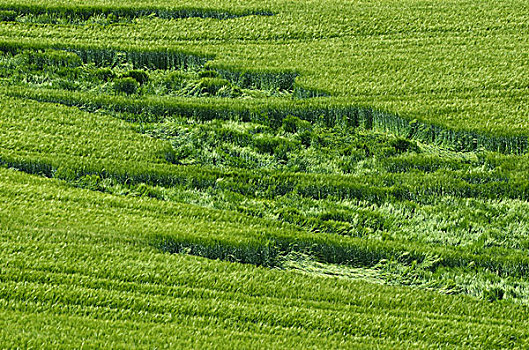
(1, 0, 529, 347)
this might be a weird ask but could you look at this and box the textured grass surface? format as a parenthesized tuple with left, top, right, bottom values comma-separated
(2, 0, 529, 347)
(2, 168, 529, 348)
(1, 0, 528, 136)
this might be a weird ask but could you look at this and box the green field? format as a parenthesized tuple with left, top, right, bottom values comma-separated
(1, 0, 529, 347)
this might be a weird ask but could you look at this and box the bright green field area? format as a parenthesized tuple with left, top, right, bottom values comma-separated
(1, 0, 529, 347)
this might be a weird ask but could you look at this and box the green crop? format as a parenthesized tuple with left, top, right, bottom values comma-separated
(2, 0, 529, 347)
(2, 167, 529, 348)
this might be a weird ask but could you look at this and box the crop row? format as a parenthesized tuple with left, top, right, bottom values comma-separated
(0, 41, 210, 71)
(0, 49, 297, 101)
(2, 95, 529, 218)
(1, 43, 525, 152)
(0, 4, 273, 23)
(7, 83, 528, 154)
(4, 147, 529, 279)
(4, 142, 529, 208)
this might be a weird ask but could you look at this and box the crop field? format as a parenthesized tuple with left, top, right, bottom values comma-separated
(1, 0, 529, 347)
